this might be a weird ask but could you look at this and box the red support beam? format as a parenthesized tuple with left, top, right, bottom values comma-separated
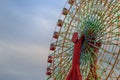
(66, 32, 101, 80)
(66, 32, 84, 80)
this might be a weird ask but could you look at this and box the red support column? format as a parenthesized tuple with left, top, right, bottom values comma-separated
(86, 42, 101, 80)
(66, 32, 84, 80)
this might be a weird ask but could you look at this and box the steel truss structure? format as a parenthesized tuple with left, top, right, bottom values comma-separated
(46, 0, 120, 80)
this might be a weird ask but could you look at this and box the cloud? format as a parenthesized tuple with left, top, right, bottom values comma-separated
(0, 41, 49, 80)
(0, 0, 62, 47)
(0, 0, 65, 80)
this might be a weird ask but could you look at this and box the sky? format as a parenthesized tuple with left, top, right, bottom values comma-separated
(0, 0, 65, 80)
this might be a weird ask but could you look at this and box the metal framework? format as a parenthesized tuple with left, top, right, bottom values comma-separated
(46, 0, 120, 80)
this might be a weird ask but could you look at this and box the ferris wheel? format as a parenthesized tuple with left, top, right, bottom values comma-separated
(46, 0, 120, 80)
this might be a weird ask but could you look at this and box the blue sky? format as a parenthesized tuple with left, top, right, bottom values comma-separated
(0, 0, 65, 80)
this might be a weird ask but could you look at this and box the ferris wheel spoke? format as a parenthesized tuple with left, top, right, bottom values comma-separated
(56, 47, 73, 57)
(86, 44, 97, 57)
(87, 42, 119, 56)
(60, 59, 72, 79)
(91, 18, 119, 40)
(112, 70, 119, 79)
(53, 47, 73, 67)
(117, 75, 120, 80)
(97, 19, 119, 38)
(99, 33, 120, 40)
(56, 43, 73, 48)
(54, 55, 72, 70)
(53, 55, 72, 75)
(53, 56, 71, 78)
(63, 18, 79, 27)
(80, 43, 99, 77)
(99, 58, 118, 79)
(88, 31, 119, 42)
(100, 41, 120, 47)
(59, 35, 71, 42)
(88, 1, 119, 38)
(103, 24, 119, 34)
(98, 52, 115, 70)
(105, 49, 120, 80)
(99, 61, 113, 77)
(52, 40, 63, 46)
(52, 47, 73, 65)
(100, 59, 114, 68)
(55, 61, 72, 79)
(101, 3, 119, 21)
(96, 28, 119, 42)
(87, 38, 120, 48)
(60, 31, 74, 35)
(98, 35, 120, 42)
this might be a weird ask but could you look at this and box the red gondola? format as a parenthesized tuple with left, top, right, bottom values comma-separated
(68, 0, 74, 5)
(50, 43, 56, 51)
(57, 19, 63, 27)
(53, 32, 59, 39)
(62, 8, 69, 15)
